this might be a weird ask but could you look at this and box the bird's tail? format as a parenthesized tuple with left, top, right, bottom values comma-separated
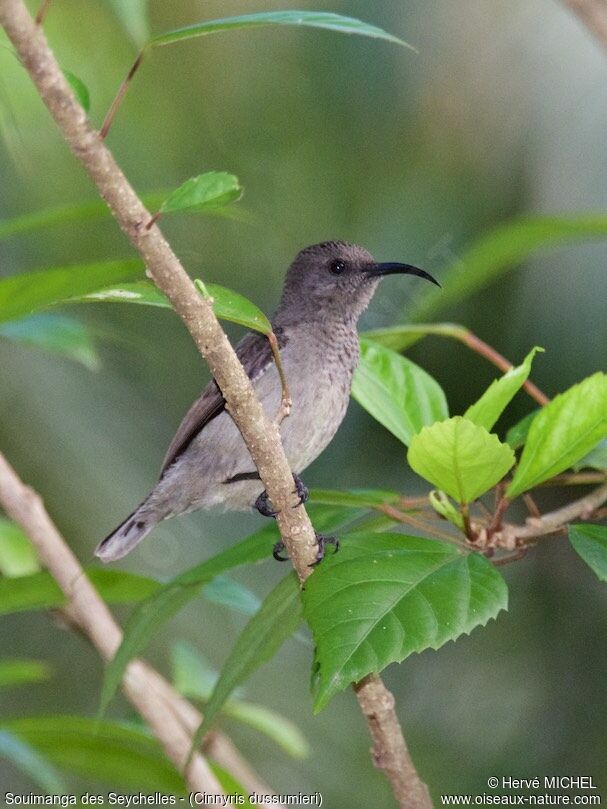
(95, 503, 157, 563)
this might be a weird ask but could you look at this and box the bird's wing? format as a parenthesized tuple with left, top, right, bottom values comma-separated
(160, 329, 283, 476)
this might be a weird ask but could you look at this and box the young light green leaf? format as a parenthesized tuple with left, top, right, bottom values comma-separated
(151, 11, 413, 50)
(0, 314, 100, 370)
(73, 279, 272, 335)
(361, 322, 469, 353)
(0, 259, 143, 324)
(428, 490, 465, 531)
(1, 716, 185, 792)
(464, 347, 544, 431)
(0, 568, 160, 616)
(160, 171, 242, 215)
(0, 730, 66, 794)
(505, 410, 538, 450)
(507, 373, 607, 498)
(302, 533, 507, 711)
(569, 524, 607, 582)
(408, 417, 515, 503)
(352, 338, 449, 447)
(573, 439, 607, 472)
(63, 69, 90, 112)
(410, 215, 607, 322)
(0, 659, 51, 688)
(0, 517, 39, 577)
(191, 573, 302, 750)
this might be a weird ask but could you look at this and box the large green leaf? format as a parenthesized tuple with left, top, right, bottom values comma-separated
(0, 313, 100, 370)
(303, 533, 507, 711)
(192, 573, 302, 749)
(0, 659, 51, 688)
(507, 373, 607, 497)
(159, 171, 242, 215)
(410, 215, 607, 321)
(408, 417, 515, 503)
(151, 11, 412, 49)
(0, 259, 143, 324)
(0, 517, 39, 576)
(0, 730, 66, 793)
(0, 568, 160, 616)
(568, 524, 607, 583)
(309, 488, 401, 509)
(361, 322, 468, 353)
(352, 338, 448, 446)
(72, 279, 272, 335)
(464, 347, 544, 431)
(1, 716, 185, 792)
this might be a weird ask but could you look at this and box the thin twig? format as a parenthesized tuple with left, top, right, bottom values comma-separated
(268, 330, 292, 424)
(378, 502, 468, 547)
(34, 0, 50, 25)
(536, 471, 607, 487)
(491, 483, 607, 549)
(0, 3, 432, 805)
(563, 0, 607, 53)
(100, 50, 145, 139)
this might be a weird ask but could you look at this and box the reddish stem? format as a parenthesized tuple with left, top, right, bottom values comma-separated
(100, 50, 145, 139)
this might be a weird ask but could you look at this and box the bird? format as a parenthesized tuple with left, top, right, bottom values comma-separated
(95, 241, 439, 564)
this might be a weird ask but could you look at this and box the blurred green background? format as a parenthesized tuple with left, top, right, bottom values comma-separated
(1, 0, 607, 804)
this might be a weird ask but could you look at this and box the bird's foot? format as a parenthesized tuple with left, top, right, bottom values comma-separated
(254, 474, 309, 518)
(272, 540, 289, 562)
(292, 474, 309, 508)
(309, 533, 340, 566)
(254, 490, 278, 518)
(271, 533, 340, 564)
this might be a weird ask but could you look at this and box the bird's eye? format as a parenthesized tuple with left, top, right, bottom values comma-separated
(330, 259, 347, 275)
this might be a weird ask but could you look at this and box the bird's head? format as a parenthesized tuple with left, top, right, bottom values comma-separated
(276, 241, 439, 325)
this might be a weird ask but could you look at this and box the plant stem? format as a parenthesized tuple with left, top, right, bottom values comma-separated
(100, 50, 145, 138)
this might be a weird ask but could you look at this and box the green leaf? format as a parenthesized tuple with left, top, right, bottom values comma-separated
(192, 573, 302, 749)
(569, 524, 607, 582)
(0, 659, 51, 688)
(171, 641, 309, 758)
(151, 11, 413, 50)
(0, 193, 167, 242)
(464, 347, 544, 431)
(410, 215, 607, 321)
(0, 314, 100, 370)
(0, 568, 160, 616)
(1, 716, 185, 792)
(222, 700, 309, 760)
(361, 322, 469, 353)
(352, 338, 449, 446)
(573, 439, 607, 472)
(310, 488, 401, 509)
(0, 517, 39, 577)
(0, 730, 66, 794)
(408, 417, 515, 503)
(203, 575, 261, 616)
(72, 279, 272, 335)
(160, 171, 242, 215)
(505, 410, 538, 450)
(507, 373, 607, 498)
(302, 533, 507, 711)
(63, 69, 90, 112)
(0, 259, 143, 324)
(99, 505, 359, 717)
(104, 0, 149, 46)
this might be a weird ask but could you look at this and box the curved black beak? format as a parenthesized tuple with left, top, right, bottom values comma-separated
(367, 262, 441, 288)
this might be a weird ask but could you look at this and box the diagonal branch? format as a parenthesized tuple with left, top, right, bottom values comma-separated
(0, 3, 432, 806)
(0, 452, 285, 803)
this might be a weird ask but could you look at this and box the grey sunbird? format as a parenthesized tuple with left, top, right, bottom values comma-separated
(96, 241, 439, 564)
